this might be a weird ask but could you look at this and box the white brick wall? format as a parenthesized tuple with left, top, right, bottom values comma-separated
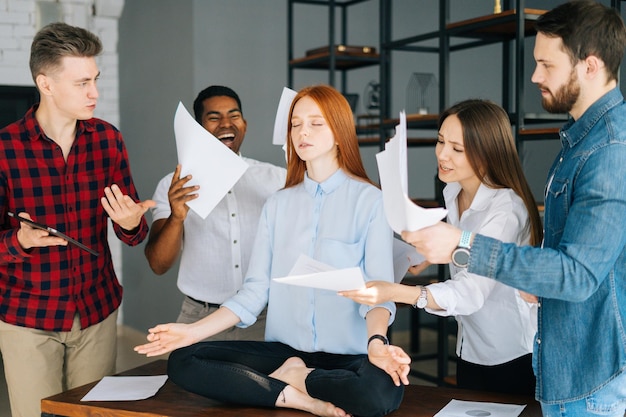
(0, 0, 126, 311)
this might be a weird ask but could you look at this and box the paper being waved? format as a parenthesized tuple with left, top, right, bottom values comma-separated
(273, 254, 366, 292)
(272, 87, 297, 146)
(174, 102, 249, 219)
(393, 237, 425, 283)
(376, 111, 447, 233)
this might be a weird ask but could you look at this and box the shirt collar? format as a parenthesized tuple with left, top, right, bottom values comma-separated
(560, 87, 624, 148)
(303, 168, 348, 196)
(21, 104, 97, 142)
(444, 181, 498, 213)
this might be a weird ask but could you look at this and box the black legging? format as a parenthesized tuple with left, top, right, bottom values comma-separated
(167, 340, 404, 417)
(456, 353, 536, 396)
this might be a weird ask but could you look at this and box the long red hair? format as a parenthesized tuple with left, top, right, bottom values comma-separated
(284, 85, 374, 188)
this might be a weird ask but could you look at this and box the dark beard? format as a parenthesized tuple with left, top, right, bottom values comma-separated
(541, 70, 579, 114)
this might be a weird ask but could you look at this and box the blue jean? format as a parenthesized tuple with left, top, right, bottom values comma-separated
(167, 340, 404, 417)
(541, 372, 626, 417)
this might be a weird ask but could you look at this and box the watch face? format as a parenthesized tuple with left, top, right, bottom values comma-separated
(452, 247, 470, 267)
(416, 297, 428, 308)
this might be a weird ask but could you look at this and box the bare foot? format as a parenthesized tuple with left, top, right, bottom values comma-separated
(275, 385, 349, 417)
(269, 357, 312, 393)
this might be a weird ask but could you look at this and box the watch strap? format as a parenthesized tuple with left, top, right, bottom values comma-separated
(414, 286, 428, 309)
(459, 230, 472, 249)
(367, 334, 389, 347)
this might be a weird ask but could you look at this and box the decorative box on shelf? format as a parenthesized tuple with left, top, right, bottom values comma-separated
(305, 44, 377, 56)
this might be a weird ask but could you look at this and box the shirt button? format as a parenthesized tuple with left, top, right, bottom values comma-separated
(234, 264, 239, 269)
(233, 240, 237, 244)
(231, 213, 236, 217)
(536, 338, 541, 344)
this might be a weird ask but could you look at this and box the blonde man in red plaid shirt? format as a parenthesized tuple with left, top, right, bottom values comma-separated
(0, 22, 154, 417)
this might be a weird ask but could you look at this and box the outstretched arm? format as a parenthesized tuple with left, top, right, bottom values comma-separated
(340, 281, 442, 310)
(134, 306, 240, 357)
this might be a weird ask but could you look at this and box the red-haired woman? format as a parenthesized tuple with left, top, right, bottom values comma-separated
(135, 85, 410, 417)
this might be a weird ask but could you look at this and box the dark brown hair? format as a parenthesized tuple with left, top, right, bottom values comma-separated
(535, 0, 626, 82)
(439, 99, 543, 246)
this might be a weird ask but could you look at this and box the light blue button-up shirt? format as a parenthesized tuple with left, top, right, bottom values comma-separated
(469, 88, 626, 403)
(223, 169, 396, 355)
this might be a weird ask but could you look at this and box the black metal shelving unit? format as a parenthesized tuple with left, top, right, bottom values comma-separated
(286, 0, 625, 388)
(287, 0, 381, 93)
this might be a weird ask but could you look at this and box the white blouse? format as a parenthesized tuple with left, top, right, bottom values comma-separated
(426, 182, 537, 366)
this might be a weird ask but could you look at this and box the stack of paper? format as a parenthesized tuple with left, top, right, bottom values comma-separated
(375, 111, 447, 233)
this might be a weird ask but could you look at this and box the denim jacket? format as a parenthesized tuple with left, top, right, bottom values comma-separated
(469, 87, 626, 403)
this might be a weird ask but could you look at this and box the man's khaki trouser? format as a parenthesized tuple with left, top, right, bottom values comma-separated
(0, 310, 118, 417)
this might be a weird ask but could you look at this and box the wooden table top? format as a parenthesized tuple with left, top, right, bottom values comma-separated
(41, 360, 542, 417)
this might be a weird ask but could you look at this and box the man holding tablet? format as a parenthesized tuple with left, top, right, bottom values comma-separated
(0, 23, 154, 417)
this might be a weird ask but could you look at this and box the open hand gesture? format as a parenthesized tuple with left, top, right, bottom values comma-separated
(133, 322, 197, 357)
(368, 343, 411, 386)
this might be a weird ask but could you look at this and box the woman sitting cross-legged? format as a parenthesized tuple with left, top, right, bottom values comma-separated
(134, 84, 411, 417)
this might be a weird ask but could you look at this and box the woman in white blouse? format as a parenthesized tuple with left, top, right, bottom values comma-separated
(341, 99, 542, 395)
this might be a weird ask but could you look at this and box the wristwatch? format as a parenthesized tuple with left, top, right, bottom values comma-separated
(414, 286, 428, 309)
(367, 334, 389, 347)
(451, 230, 472, 268)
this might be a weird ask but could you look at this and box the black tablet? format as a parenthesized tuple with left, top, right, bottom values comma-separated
(7, 212, 99, 256)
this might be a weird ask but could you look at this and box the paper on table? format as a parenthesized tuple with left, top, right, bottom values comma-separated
(393, 237, 425, 283)
(80, 375, 168, 402)
(273, 254, 365, 291)
(434, 399, 526, 417)
(174, 102, 249, 219)
(272, 87, 297, 145)
(376, 111, 448, 233)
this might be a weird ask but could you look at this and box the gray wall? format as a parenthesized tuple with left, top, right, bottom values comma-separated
(118, 0, 623, 332)
(118, 0, 195, 331)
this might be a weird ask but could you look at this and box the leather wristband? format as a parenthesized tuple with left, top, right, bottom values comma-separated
(367, 334, 389, 347)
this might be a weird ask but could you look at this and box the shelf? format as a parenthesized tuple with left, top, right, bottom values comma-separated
(287, 0, 381, 91)
(383, 8, 547, 52)
(289, 51, 380, 70)
(357, 137, 438, 147)
(412, 198, 442, 209)
(518, 127, 560, 141)
(446, 9, 547, 40)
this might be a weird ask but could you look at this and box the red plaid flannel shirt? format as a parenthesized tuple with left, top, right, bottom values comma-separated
(0, 105, 148, 331)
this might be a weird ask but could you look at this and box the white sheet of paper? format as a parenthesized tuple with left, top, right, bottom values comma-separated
(174, 102, 249, 219)
(434, 399, 526, 417)
(393, 237, 425, 283)
(287, 254, 336, 275)
(274, 268, 365, 292)
(80, 375, 168, 402)
(272, 87, 297, 145)
(273, 254, 365, 291)
(376, 111, 447, 233)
